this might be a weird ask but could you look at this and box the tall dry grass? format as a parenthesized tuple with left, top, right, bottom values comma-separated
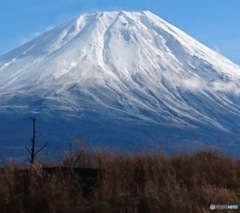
(0, 150, 239, 212)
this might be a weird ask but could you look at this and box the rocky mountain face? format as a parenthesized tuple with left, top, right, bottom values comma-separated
(1, 11, 240, 158)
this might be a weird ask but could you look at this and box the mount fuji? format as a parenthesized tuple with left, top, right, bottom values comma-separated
(1, 11, 240, 157)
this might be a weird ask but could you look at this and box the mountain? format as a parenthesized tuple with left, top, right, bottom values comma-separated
(1, 11, 240, 158)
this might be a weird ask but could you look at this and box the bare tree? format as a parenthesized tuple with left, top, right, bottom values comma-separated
(25, 116, 48, 164)
(68, 141, 83, 167)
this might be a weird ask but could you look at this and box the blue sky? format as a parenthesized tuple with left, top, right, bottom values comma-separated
(0, 0, 239, 64)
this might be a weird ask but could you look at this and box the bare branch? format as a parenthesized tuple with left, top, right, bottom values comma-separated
(25, 116, 45, 164)
(74, 150, 83, 164)
(29, 116, 35, 121)
(35, 142, 48, 156)
(25, 146, 32, 155)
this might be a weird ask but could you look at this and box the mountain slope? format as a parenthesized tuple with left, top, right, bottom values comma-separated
(1, 11, 240, 156)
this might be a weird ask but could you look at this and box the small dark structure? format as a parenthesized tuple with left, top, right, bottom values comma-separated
(43, 167, 103, 197)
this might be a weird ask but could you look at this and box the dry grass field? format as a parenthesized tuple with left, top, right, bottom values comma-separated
(0, 150, 239, 212)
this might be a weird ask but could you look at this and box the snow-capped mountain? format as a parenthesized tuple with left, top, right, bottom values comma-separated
(1, 11, 240, 156)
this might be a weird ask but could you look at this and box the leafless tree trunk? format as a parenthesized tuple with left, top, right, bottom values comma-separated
(25, 116, 48, 164)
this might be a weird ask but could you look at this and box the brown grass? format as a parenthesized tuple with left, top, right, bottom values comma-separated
(0, 150, 239, 212)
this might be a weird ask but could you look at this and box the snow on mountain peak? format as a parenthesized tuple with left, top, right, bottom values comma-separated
(1, 11, 240, 153)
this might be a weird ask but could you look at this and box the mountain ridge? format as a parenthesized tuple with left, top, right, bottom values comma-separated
(1, 11, 240, 156)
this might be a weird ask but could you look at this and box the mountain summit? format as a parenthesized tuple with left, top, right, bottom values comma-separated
(1, 11, 240, 155)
